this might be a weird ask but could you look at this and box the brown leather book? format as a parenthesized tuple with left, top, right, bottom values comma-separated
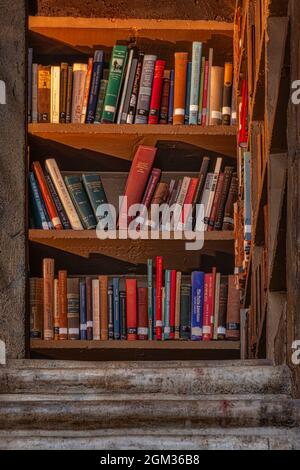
(226, 275, 240, 340)
(85, 277, 93, 340)
(173, 52, 188, 125)
(30, 277, 43, 339)
(43, 258, 54, 340)
(58, 270, 68, 340)
(67, 278, 80, 340)
(214, 166, 234, 230)
(149, 182, 169, 229)
(209, 66, 224, 125)
(59, 63, 68, 123)
(222, 173, 239, 230)
(159, 70, 171, 124)
(137, 287, 148, 340)
(37, 65, 51, 123)
(208, 172, 224, 231)
(99, 275, 108, 340)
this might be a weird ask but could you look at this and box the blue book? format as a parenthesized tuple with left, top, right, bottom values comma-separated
(191, 271, 205, 340)
(244, 152, 251, 242)
(113, 278, 120, 340)
(108, 285, 114, 340)
(189, 42, 202, 125)
(79, 279, 87, 340)
(147, 259, 153, 340)
(163, 270, 171, 340)
(86, 50, 104, 123)
(152, 287, 156, 340)
(184, 62, 192, 125)
(29, 172, 50, 230)
(168, 70, 175, 124)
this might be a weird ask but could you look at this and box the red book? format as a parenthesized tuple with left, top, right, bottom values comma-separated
(238, 79, 248, 148)
(126, 279, 137, 340)
(118, 146, 157, 228)
(137, 287, 148, 340)
(148, 60, 166, 124)
(203, 273, 213, 341)
(201, 61, 209, 127)
(169, 269, 177, 339)
(211, 267, 216, 333)
(155, 256, 163, 340)
(136, 168, 161, 228)
(181, 177, 199, 227)
(32, 161, 62, 229)
(208, 172, 224, 231)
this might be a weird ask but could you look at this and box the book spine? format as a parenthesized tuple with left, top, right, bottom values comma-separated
(58, 270, 68, 340)
(86, 51, 104, 123)
(238, 79, 248, 147)
(45, 159, 83, 230)
(117, 49, 134, 124)
(59, 63, 68, 123)
(50, 65, 60, 124)
(226, 275, 240, 340)
(206, 48, 214, 126)
(92, 279, 100, 340)
(204, 158, 222, 229)
(85, 277, 93, 340)
(173, 52, 188, 125)
(80, 57, 93, 123)
(82, 173, 112, 226)
(244, 152, 251, 241)
(169, 269, 177, 340)
(222, 62, 233, 125)
(167, 70, 175, 124)
(180, 284, 191, 339)
(30, 277, 43, 339)
(136, 168, 161, 228)
(152, 287, 156, 339)
(99, 275, 108, 340)
(203, 273, 214, 341)
(65, 175, 97, 229)
(155, 256, 163, 340)
(230, 77, 237, 125)
(161, 287, 165, 340)
(208, 172, 224, 231)
(197, 57, 205, 124)
(213, 273, 221, 339)
(37, 65, 51, 123)
(120, 290, 127, 340)
(189, 42, 202, 125)
(67, 278, 80, 340)
(214, 167, 233, 230)
(108, 285, 114, 340)
(135, 54, 157, 124)
(120, 51, 139, 124)
(184, 61, 192, 124)
(71, 64, 87, 123)
(43, 259, 54, 340)
(53, 278, 59, 340)
(29, 172, 49, 230)
(147, 259, 153, 340)
(44, 171, 71, 229)
(201, 61, 209, 126)
(32, 161, 62, 229)
(163, 270, 171, 340)
(148, 59, 166, 124)
(65, 65, 73, 124)
(191, 271, 204, 340)
(222, 174, 238, 230)
(126, 279, 137, 340)
(173, 176, 191, 228)
(94, 76, 108, 123)
(113, 278, 120, 340)
(28, 48, 33, 122)
(102, 45, 128, 123)
(137, 287, 148, 340)
(159, 70, 170, 124)
(126, 52, 144, 124)
(180, 177, 198, 229)
(192, 156, 210, 223)
(174, 271, 182, 339)
(79, 279, 87, 340)
(31, 63, 38, 123)
(209, 66, 224, 125)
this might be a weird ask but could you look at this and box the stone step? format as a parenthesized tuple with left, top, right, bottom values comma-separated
(0, 361, 291, 396)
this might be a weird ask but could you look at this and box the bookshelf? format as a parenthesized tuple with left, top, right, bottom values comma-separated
(27, 13, 239, 360)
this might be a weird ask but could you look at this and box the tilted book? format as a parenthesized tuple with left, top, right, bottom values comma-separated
(82, 173, 112, 227)
(65, 175, 97, 230)
(117, 48, 135, 124)
(214, 166, 234, 230)
(120, 48, 139, 124)
(44, 169, 71, 229)
(29, 172, 49, 230)
(203, 157, 222, 229)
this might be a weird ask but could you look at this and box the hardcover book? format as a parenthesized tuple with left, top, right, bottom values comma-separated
(92, 279, 100, 340)
(113, 278, 120, 340)
(50, 65, 60, 124)
(148, 59, 166, 124)
(173, 52, 188, 125)
(37, 65, 51, 123)
(135, 54, 157, 124)
(191, 271, 205, 340)
(126, 279, 137, 340)
(137, 287, 148, 340)
(189, 42, 202, 125)
(102, 45, 128, 123)
(180, 283, 191, 339)
(71, 63, 88, 123)
(30, 277, 43, 339)
(58, 270, 68, 340)
(99, 276, 109, 340)
(126, 52, 144, 124)
(65, 175, 97, 230)
(79, 279, 87, 340)
(67, 277, 80, 340)
(86, 50, 104, 124)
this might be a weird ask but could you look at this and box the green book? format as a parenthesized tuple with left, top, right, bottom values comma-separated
(101, 45, 128, 123)
(64, 175, 97, 230)
(82, 173, 112, 228)
(197, 56, 206, 124)
(147, 259, 153, 341)
(94, 71, 109, 123)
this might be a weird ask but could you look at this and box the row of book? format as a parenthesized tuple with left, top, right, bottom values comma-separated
(28, 43, 235, 126)
(30, 257, 240, 341)
(29, 146, 238, 232)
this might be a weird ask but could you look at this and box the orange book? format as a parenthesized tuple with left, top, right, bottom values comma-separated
(43, 258, 54, 340)
(80, 57, 94, 123)
(173, 52, 188, 125)
(99, 275, 108, 340)
(58, 270, 68, 340)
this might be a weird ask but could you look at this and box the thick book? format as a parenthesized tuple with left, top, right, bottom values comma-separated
(58, 270, 68, 340)
(44, 170, 71, 229)
(82, 173, 111, 227)
(148, 59, 166, 124)
(214, 166, 234, 230)
(43, 259, 54, 340)
(102, 45, 128, 123)
(86, 50, 104, 123)
(226, 275, 240, 340)
(209, 66, 224, 125)
(32, 63, 38, 123)
(120, 290, 127, 340)
(28, 48, 33, 122)
(169, 269, 177, 340)
(197, 56, 206, 124)
(32, 161, 62, 230)
(92, 279, 100, 340)
(66, 65, 73, 124)
(67, 278, 80, 340)
(126, 279, 137, 340)
(29, 172, 49, 230)
(118, 146, 157, 228)
(79, 279, 87, 340)
(173, 52, 188, 125)
(53, 279, 59, 340)
(222, 62, 233, 125)
(117, 48, 135, 124)
(174, 271, 182, 339)
(135, 54, 157, 124)
(59, 62, 68, 123)
(108, 285, 114, 340)
(180, 283, 191, 339)
(50, 65, 60, 124)
(80, 57, 94, 123)
(86, 276, 93, 340)
(167, 69, 175, 124)
(159, 70, 171, 124)
(206, 48, 214, 126)
(184, 61, 192, 125)
(191, 271, 205, 340)
(147, 259, 153, 340)
(163, 270, 171, 340)
(45, 159, 83, 230)
(71, 63, 88, 123)
(120, 48, 139, 124)
(222, 173, 238, 230)
(189, 42, 202, 125)
(99, 275, 108, 340)
(201, 61, 209, 126)
(65, 175, 97, 230)
(207, 172, 224, 231)
(94, 70, 109, 123)
(126, 52, 144, 124)
(137, 287, 148, 340)
(30, 277, 43, 339)
(37, 65, 51, 123)
(113, 278, 120, 340)
(155, 256, 163, 340)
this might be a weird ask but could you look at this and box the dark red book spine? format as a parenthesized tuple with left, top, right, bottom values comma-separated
(155, 256, 163, 340)
(181, 177, 199, 226)
(169, 269, 177, 339)
(238, 79, 248, 147)
(148, 60, 166, 124)
(159, 70, 171, 124)
(141, 168, 162, 209)
(137, 287, 148, 340)
(126, 279, 137, 340)
(203, 273, 213, 341)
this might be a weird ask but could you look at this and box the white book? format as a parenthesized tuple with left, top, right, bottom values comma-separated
(31, 64, 38, 123)
(45, 158, 83, 230)
(92, 279, 100, 340)
(213, 273, 221, 340)
(50, 65, 60, 123)
(206, 48, 214, 126)
(116, 49, 133, 124)
(204, 157, 222, 230)
(71, 63, 87, 123)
